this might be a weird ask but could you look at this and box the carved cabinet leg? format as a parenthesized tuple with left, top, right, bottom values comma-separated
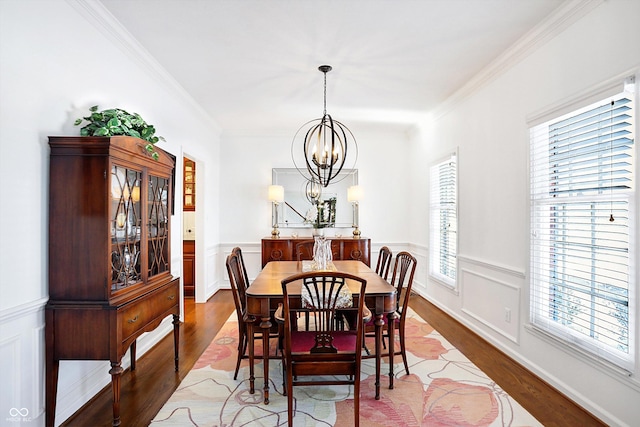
(109, 362, 124, 427)
(130, 341, 137, 371)
(173, 314, 180, 371)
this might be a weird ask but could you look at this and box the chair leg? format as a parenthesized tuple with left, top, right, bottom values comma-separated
(363, 342, 371, 356)
(282, 356, 286, 396)
(399, 325, 409, 375)
(277, 324, 284, 357)
(234, 331, 247, 380)
(286, 369, 294, 426)
(354, 373, 360, 427)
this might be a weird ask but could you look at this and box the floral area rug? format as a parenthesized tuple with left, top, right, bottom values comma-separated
(151, 309, 541, 426)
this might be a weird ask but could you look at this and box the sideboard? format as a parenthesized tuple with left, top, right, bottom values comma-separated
(261, 236, 371, 267)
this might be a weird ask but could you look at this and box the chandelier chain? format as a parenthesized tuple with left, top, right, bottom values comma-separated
(323, 70, 327, 116)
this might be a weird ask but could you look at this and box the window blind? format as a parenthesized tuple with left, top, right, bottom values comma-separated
(430, 153, 457, 287)
(530, 87, 635, 370)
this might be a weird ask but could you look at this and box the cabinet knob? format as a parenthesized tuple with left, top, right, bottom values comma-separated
(127, 315, 139, 324)
(167, 294, 175, 300)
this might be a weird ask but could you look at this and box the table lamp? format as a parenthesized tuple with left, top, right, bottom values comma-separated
(268, 185, 284, 237)
(347, 185, 363, 237)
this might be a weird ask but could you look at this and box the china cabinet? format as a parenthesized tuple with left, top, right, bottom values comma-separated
(261, 236, 370, 267)
(183, 157, 195, 211)
(45, 136, 179, 427)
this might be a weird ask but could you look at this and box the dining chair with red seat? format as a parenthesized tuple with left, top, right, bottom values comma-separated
(278, 271, 368, 427)
(364, 251, 417, 376)
(226, 249, 279, 385)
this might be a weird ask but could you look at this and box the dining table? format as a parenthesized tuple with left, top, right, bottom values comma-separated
(245, 259, 397, 404)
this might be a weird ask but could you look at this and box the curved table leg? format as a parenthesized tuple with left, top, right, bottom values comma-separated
(247, 322, 255, 394)
(388, 312, 396, 389)
(260, 316, 272, 404)
(374, 312, 384, 400)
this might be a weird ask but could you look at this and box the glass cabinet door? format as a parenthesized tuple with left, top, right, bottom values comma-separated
(110, 165, 143, 291)
(148, 174, 170, 278)
(184, 158, 195, 211)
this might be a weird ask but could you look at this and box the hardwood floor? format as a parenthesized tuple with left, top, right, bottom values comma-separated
(60, 292, 235, 427)
(410, 297, 606, 427)
(63, 290, 606, 427)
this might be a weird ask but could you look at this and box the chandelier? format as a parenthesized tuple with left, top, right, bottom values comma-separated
(305, 178, 322, 204)
(292, 65, 357, 187)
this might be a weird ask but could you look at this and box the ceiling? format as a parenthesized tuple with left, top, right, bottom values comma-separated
(99, 0, 566, 134)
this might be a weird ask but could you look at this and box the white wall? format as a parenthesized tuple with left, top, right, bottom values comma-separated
(413, 1, 640, 426)
(3, 0, 639, 426)
(0, 1, 221, 425)
(219, 126, 412, 243)
(217, 125, 414, 287)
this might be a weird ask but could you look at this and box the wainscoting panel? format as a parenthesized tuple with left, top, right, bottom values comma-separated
(203, 244, 220, 301)
(408, 243, 428, 295)
(460, 267, 522, 343)
(218, 243, 261, 289)
(0, 298, 47, 424)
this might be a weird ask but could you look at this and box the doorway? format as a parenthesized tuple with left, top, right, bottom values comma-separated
(182, 156, 196, 298)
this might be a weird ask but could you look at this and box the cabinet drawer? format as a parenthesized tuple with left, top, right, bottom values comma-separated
(262, 239, 292, 267)
(120, 281, 179, 341)
(262, 237, 371, 267)
(341, 239, 371, 265)
(120, 298, 150, 340)
(154, 281, 180, 315)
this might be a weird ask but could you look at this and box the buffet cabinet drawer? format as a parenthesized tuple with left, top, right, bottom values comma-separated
(120, 279, 180, 341)
(342, 239, 369, 263)
(261, 237, 371, 267)
(262, 239, 291, 263)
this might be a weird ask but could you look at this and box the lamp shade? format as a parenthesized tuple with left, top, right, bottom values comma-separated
(347, 185, 363, 202)
(268, 185, 284, 202)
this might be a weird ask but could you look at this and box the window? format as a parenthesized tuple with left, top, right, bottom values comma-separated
(529, 81, 636, 370)
(430, 152, 458, 287)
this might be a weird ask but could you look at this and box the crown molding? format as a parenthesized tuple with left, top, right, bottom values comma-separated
(432, 0, 604, 121)
(66, 0, 222, 134)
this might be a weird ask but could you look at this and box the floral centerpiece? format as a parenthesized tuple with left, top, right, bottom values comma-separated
(304, 197, 337, 231)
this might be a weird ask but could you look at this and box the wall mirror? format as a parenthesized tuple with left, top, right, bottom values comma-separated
(272, 168, 358, 228)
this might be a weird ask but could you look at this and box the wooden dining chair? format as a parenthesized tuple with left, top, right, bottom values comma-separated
(364, 251, 417, 376)
(226, 250, 279, 383)
(375, 246, 393, 281)
(296, 239, 340, 261)
(279, 271, 367, 427)
(232, 246, 250, 288)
